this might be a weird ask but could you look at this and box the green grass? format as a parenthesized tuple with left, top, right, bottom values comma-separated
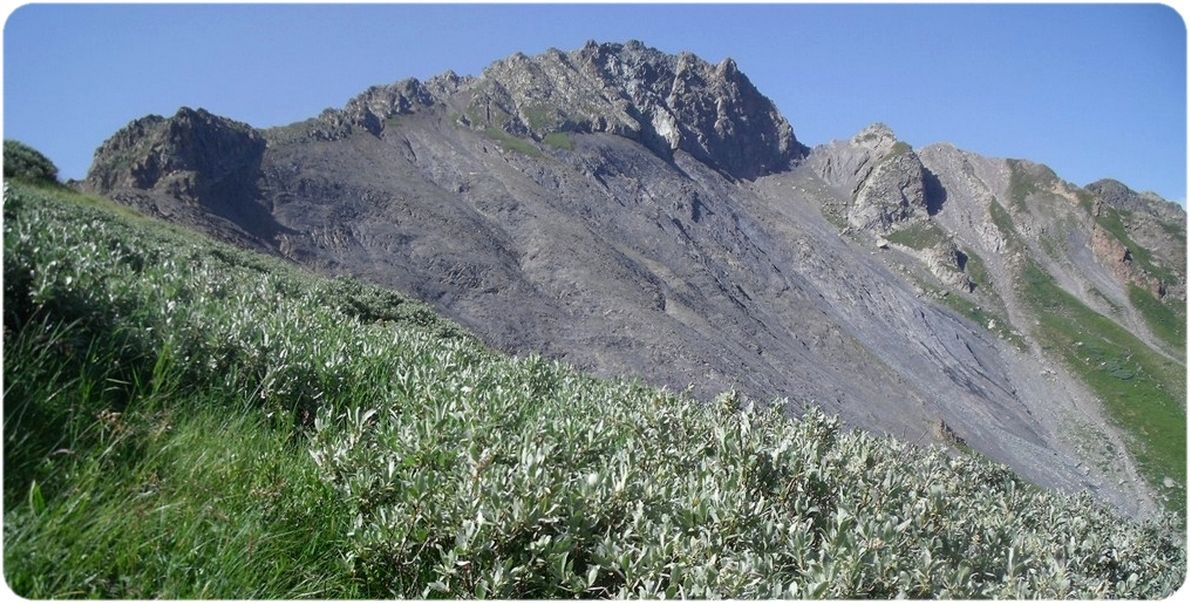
(482, 126, 542, 157)
(963, 248, 991, 290)
(3, 179, 469, 597)
(1159, 218, 1187, 241)
(1038, 233, 1064, 261)
(3, 179, 1184, 598)
(4, 390, 359, 598)
(543, 131, 574, 151)
(885, 221, 947, 250)
(929, 246, 1023, 348)
(988, 200, 1022, 247)
(822, 201, 849, 230)
(521, 104, 559, 131)
(4, 140, 59, 183)
(1128, 284, 1186, 352)
(1086, 286, 1124, 317)
(1019, 261, 1186, 512)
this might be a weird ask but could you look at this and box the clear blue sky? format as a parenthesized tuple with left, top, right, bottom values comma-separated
(4, 4, 1186, 201)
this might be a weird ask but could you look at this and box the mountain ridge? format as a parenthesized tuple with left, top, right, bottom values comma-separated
(77, 40, 1185, 517)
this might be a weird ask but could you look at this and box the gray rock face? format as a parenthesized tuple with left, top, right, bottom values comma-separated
(1085, 178, 1186, 300)
(1087, 178, 1185, 223)
(86, 107, 265, 199)
(922, 242, 974, 292)
(807, 123, 932, 232)
(82, 108, 274, 239)
(303, 41, 805, 180)
(81, 42, 1184, 519)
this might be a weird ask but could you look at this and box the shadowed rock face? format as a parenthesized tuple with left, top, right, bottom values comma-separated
(87, 107, 264, 198)
(81, 41, 1184, 518)
(83, 107, 276, 241)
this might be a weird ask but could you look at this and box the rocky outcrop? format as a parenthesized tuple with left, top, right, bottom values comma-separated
(1089, 220, 1167, 298)
(466, 41, 807, 179)
(923, 242, 975, 292)
(1083, 179, 1185, 300)
(304, 41, 805, 180)
(809, 123, 932, 232)
(852, 143, 927, 231)
(81, 107, 276, 241)
(84, 107, 265, 206)
(340, 71, 473, 136)
(1087, 178, 1185, 223)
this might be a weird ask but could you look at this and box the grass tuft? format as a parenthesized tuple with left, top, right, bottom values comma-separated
(885, 221, 947, 250)
(481, 127, 542, 157)
(543, 131, 574, 150)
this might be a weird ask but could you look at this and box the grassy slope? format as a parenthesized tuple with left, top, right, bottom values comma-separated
(885, 217, 1020, 348)
(1129, 284, 1187, 352)
(3, 181, 1184, 598)
(990, 193, 1186, 512)
(1019, 261, 1186, 510)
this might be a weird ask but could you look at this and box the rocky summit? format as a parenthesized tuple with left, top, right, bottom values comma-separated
(80, 41, 1186, 517)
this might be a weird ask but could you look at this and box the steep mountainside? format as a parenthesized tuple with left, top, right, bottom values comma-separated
(79, 41, 1185, 517)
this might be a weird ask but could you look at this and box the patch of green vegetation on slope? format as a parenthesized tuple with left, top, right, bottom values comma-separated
(521, 103, 560, 131)
(481, 126, 542, 157)
(1019, 260, 1186, 512)
(963, 247, 992, 290)
(941, 292, 1026, 350)
(887, 140, 912, 157)
(947, 248, 1024, 348)
(886, 221, 947, 250)
(1075, 189, 1097, 214)
(1159, 218, 1187, 241)
(1128, 284, 1186, 352)
(3, 179, 1183, 598)
(1086, 286, 1124, 317)
(905, 267, 1022, 351)
(543, 131, 574, 150)
(821, 200, 850, 230)
(988, 199, 1022, 246)
(4, 140, 59, 184)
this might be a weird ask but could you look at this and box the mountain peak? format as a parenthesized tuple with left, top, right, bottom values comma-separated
(1086, 178, 1185, 220)
(316, 41, 805, 179)
(850, 122, 900, 151)
(809, 122, 930, 232)
(83, 105, 263, 202)
(473, 41, 805, 179)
